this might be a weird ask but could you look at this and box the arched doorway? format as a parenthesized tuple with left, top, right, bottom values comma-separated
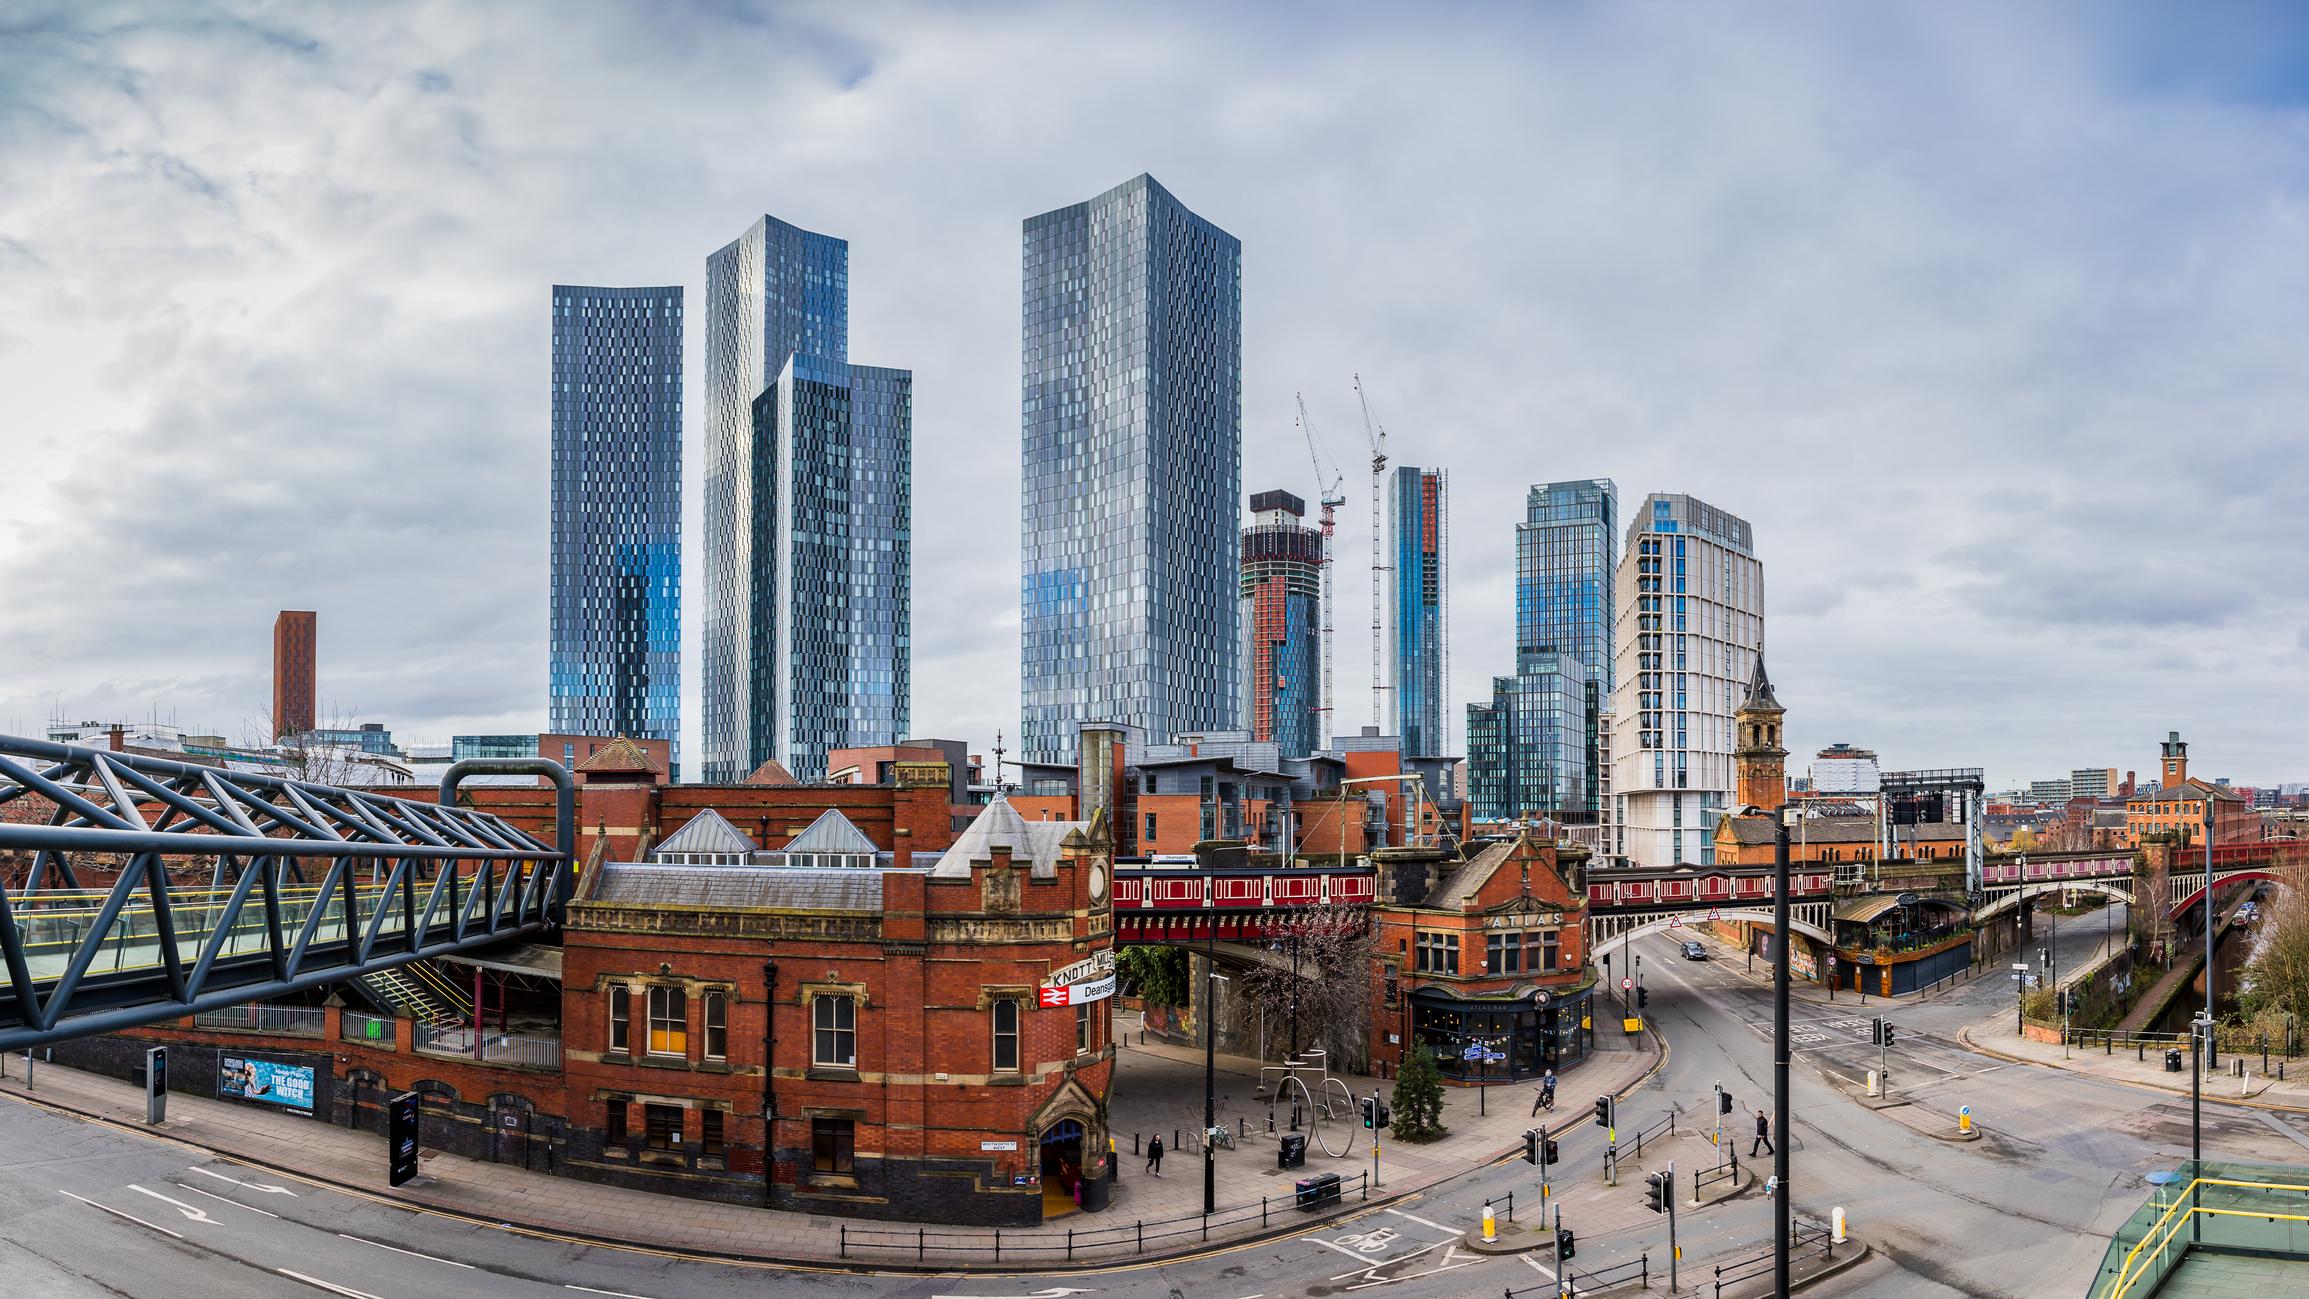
(1039, 1118, 1086, 1219)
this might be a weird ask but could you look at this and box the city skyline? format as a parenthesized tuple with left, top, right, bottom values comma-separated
(7, 5, 2309, 785)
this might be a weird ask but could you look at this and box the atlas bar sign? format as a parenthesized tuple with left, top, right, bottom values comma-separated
(1038, 951, 1117, 1008)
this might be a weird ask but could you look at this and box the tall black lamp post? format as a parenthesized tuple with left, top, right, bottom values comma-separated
(1772, 803, 1794, 1298)
(2192, 1007, 2210, 1243)
(1204, 916, 1221, 1216)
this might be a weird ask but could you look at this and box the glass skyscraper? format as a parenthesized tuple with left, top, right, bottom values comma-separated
(1468, 480, 1617, 824)
(1388, 466, 1449, 758)
(701, 215, 910, 783)
(549, 285, 682, 776)
(1021, 174, 1242, 765)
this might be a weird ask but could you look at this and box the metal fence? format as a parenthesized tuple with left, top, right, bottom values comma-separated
(837, 1170, 1372, 1263)
(411, 1023, 562, 1069)
(192, 1004, 326, 1037)
(340, 1011, 396, 1047)
(1504, 1250, 1655, 1297)
(1709, 1217, 1839, 1296)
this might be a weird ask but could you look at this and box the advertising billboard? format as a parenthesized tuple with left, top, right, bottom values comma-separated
(218, 1055, 315, 1113)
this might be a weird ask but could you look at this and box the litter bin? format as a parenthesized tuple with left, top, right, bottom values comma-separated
(1278, 1133, 1308, 1170)
(2166, 1049, 2184, 1073)
(1294, 1172, 1342, 1211)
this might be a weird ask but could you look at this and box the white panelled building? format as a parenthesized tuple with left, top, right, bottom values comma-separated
(1602, 494, 1765, 867)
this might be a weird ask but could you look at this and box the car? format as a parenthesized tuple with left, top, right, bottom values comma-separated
(1681, 940, 1708, 961)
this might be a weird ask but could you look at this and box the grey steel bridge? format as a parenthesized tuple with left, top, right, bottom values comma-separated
(0, 736, 569, 1051)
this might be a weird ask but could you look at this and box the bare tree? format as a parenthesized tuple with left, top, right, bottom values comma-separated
(243, 701, 381, 787)
(1234, 903, 1376, 1068)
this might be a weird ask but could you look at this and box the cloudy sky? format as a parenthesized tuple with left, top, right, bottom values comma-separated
(4, 1, 2307, 789)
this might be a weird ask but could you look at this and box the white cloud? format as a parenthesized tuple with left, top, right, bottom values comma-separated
(3, 0, 2306, 787)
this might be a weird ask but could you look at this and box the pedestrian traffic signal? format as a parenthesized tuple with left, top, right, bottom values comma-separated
(1645, 1171, 1670, 1214)
(1544, 1137, 1559, 1166)
(1593, 1095, 1614, 1129)
(1556, 1227, 1576, 1260)
(1637, 986, 1649, 1009)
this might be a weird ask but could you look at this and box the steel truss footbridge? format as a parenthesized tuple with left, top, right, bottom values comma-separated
(0, 736, 568, 1052)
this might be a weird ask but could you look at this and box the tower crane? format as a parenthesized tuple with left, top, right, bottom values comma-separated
(1354, 373, 1390, 736)
(1297, 393, 1347, 748)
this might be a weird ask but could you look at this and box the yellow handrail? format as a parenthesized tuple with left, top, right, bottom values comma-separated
(2108, 1176, 2309, 1297)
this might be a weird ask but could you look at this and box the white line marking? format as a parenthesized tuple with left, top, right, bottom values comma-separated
(172, 1180, 281, 1218)
(1313, 1236, 1380, 1262)
(1331, 1240, 1442, 1281)
(1521, 1253, 1558, 1279)
(1382, 1206, 1456, 1235)
(336, 1231, 476, 1268)
(278, 1269, 383, 1299)
(58, 1189, 183, 1239)
(128, 1183, 216, 1223)
(566, 1288, 661, 1299)
(188, 1165, 298, 1195)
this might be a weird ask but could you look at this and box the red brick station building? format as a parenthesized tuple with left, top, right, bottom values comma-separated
(70, 729, 1598, 1227)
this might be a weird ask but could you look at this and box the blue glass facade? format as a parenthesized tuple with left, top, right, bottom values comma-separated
(1468, 480, 1617, 822)
(549, 285, 682, 776)
(1021, 174, 1242, 765)
(1389, 466, 1448, 758)
(702, 216, 908, 782)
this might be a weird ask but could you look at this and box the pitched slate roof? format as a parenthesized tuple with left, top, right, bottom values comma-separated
(1723, 817, 1966, 847)
(1425, 838, 1516, 909)
(1742, 655, 1782, 712)
(594, 863, 884, 910)
(929, 794, 1083, 880)
(783, 808, 877, 856)
(744, 759, 801, 787)
(2126, 779, 2244, 804)
(576, 735, 661, 775)
(651, 808, 758, 860)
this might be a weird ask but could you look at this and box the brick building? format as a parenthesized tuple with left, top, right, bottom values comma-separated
(272, 610, 316, 738)
(2125, 731, 2258, 847)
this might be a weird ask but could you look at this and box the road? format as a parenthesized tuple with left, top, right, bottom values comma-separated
(8, 899, 2303, 1298)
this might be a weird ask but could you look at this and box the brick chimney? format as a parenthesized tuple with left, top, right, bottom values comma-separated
(893, 827, 913, 872)
(107, 724, 125, 752)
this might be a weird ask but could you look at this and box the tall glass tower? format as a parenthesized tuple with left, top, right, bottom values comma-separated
(1021, 174, 1242, 765)
(549, 285, 683, 776)
(1467, 480, 1616, 823)
(1388, 466, 1449, 758)
(1240, 490, 1325, 759)
(702, 216, 910, 783)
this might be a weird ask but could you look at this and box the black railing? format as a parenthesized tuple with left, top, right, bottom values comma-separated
(1711, 1218, 1837, 1296)
(836, 1170, 1371, 1263)
(2063, 1027, 2188, 1062)
(1618, 1108, 1676, 1162)
(1694, 1146, 1740, 1198)
(1505, 1251, 1650, 1297)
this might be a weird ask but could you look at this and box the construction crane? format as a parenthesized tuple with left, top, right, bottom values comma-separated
(1297, 393, 1347, 748)
(1354, 373, 1390, 737)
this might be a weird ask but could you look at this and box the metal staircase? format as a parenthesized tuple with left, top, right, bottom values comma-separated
(355, 962, 469, 1027)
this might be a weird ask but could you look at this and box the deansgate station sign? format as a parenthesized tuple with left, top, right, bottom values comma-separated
(1039, 950, 1118, 1008)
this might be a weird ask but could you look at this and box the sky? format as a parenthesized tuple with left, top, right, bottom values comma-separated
(3, 1, 2307, 790)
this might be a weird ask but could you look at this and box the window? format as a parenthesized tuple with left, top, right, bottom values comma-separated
(1415, 932, 1459, 975)
(605, 1100, 628, 1146)
(812, 1117, 855, 1173)
(643, 1103, 682, 1151)
(1382, 965, 1400, 1008)
(813, 995, 857, 1068)
(1542, 931, 1560, 972)
(1076, 1002, 1092, 1055)
(703, 991, 728, 1060)
(1144, 812, 1157, 842)
(647, 986, 687, 1056)
(701, 1108, 725, 1158)
(608, 985, 630, 1054)
(992, 998, 1022, 1072)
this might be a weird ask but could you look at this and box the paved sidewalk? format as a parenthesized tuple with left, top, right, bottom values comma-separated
(1958, 1013, 2309, 1112)
(0, 1024, 1661, 1271)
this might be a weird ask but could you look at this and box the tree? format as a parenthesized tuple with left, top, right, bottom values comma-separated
(2243, 876, 2309, 1030)
(1391, 1042, 1448, 1142)
(1233, 905, 1376, 1066)
(1116, 946, 1191, 1008)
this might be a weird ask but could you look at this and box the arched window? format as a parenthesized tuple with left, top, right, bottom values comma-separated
(992, 999, 1021, 1073)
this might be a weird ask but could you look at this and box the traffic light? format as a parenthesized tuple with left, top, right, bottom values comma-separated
(1717, 1087, 1734, 1116)
(1543, 1137, 1559, 1166)
(1637, 986, 1649, 1009)
(1360, 1097, 1375, 1129)
(1645, 1171, 1670, 1214)
(1593, 1095, 1614, 1129)
(1556, 1227, 1576, 1261)
(1524, 1129, 1540, 1165)
(1870, 1016, 1885, 1045)
(1882, 1022, 1897, 1048)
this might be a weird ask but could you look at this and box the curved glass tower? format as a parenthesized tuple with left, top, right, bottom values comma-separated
(549, 285, 683, 776)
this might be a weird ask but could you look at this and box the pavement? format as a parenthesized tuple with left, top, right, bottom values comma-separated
(1958, 1015, 2309, 1115)
(0, 1018, 1662, 1271)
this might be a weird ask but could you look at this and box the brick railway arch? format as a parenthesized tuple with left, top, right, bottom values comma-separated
(1587, 908, 1834, 961)
(1974, 879, 2137, 924)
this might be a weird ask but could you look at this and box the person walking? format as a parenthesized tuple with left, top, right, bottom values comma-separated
(1751, 1109, 1774, 1157)
(1146, 1134, 1164, 1176)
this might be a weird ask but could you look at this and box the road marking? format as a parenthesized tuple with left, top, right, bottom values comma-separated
(1331, 1240, 1442, 1281)
(59, 1189, 186, 1239)
(188, 1165, 298, 1195)
(567, 1288, 662, 1299)
(926, 1291, 1093, 1299)
(278, 1269, 383, 1299)
(128, 1183, 217, 1223)
(1381, 1207, 1456, 1235)
(1313, 1236, 1381, 1262)
(1521, 1253, 1557, 1280)
(172, 1180, 282, 1218)
(337, 1232, 477, 1268)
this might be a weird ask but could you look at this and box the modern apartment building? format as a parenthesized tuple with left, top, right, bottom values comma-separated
(271, 610, 316, 739)
(1605, 494, 1765, 867)
(549, 286, 683, 776)
(701, 216, 911, 783)
(1020, 174, 1242, 766)
(1239, 489, 1326, 759)
(2070, 767, 2119, 799)
(1388, 465, 1449, 758)
(1468, 479, 1616, 824)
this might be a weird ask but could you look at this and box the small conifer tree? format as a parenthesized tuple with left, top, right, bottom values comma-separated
(1391, 1042, 1448, 1142)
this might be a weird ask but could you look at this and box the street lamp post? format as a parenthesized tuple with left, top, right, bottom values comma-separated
(1772, 804, 1794, 1298)
(2192, 1008, 2210, 1244)
(1204, 916, 1220, 1216)
(2203, 802, 2217, 1069)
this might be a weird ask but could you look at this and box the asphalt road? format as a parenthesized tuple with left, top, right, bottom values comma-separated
(6, 898, 2300, 1299)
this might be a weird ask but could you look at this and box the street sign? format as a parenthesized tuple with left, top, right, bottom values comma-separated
(1462, 1044, 1486, 1061)
(1047, 951, 1117, 988)
(1037, 974, 1117, 1008)
(2011, 963, 2028, 971)
(1621, 978, 1633, 991)
(1668, 917, 1683, 929)
(1484, 1051, 1507, 1063)
(388, 1091, 420, 1187)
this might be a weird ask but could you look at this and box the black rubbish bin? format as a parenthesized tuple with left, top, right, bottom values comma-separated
(1295, 1172, 1342, 1210)
(2166, 1049, 2184, 1073)
(1278, 1133, 1308, 1170)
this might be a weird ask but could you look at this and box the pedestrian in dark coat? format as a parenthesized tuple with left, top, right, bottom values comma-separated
(1146, 1134, 1164, 1175)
